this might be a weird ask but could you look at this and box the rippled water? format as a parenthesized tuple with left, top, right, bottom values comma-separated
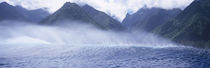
(0, 45, 210, 68)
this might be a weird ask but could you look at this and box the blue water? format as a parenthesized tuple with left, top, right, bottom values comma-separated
(0, 46, 210, 68)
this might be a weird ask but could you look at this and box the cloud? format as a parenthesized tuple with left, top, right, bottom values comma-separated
(1, 0, 193, 21)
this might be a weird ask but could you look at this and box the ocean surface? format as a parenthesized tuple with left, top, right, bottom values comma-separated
(0, 44, 210, 68)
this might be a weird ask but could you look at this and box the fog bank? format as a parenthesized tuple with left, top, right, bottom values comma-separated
(0, 20, 177, 57)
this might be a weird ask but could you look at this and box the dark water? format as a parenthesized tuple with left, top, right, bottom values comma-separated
(0, 46, 210, 68)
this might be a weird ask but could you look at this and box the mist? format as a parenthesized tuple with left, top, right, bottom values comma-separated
(0, 20, 177, 57)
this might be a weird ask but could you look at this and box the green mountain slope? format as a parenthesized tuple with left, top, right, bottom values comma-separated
(154, 0, 210, 48)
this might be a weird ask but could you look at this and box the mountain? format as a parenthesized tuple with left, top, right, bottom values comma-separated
(0, 2, 49, 22)
(122, 7, 181, 32)
(153, 0, 210, 48)
(41, 2, 124, 30)
(15, 6, 50, 22)
(0, 2, 26, 21)
(82, 5, 124, 30)
(41, 2, 98, 25)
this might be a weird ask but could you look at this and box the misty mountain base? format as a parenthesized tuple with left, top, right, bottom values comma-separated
(1, 0, 210, 49)
(122, 0, 210, 49)
(0, 21, 210, 68)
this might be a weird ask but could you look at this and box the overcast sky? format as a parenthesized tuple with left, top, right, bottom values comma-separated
(1, 0, 194, 21)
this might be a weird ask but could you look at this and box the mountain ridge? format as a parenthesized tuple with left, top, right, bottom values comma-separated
(41, 2, 125, 30)
(0, 2, 50, 22)
(122, 7, 181, 32)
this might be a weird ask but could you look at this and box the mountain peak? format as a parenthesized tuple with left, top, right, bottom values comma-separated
(0, 2, 11, 6)
(62, 2, 80, 8)
(41, 2, 124, 30)
(83, 4, 94, 9)
(40, 2, 98, 25)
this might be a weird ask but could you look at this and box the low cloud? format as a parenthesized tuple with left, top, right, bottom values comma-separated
(0, 20, 175, 47)
(0, 20, 178, 59)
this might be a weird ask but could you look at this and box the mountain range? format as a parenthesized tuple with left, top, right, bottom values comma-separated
(1, 0, 210, 49)
(0, 2, 49, 22)
(122, 7, 181, 32)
